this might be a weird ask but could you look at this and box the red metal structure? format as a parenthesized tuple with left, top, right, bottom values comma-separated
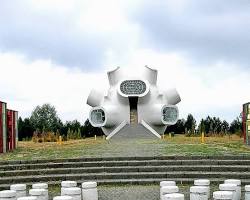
(7, 110, 18, 151)
(0, 100, 18, 153)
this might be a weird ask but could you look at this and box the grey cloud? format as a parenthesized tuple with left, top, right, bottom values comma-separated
(129, 0, 250, 66)
(0, 1, 114, 70)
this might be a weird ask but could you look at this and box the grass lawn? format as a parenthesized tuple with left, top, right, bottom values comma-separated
(0, 134, 250, 161)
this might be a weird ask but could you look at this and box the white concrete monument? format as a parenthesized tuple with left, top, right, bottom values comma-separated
(87, 66, 181, 139)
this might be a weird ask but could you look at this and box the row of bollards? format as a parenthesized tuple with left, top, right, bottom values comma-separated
(160, 179, 210, 200)
(0, 181, 97, 200)
(160, 179, 250, 200)
(1, 179, 250, 200)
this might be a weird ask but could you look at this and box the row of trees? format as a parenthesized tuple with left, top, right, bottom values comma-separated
(165, 114, 242, 136)
(18, 104, 103, 141)
(18, 103, 243, 140)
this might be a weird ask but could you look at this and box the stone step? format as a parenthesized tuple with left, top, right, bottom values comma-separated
(1, 156, 250, 165)
(2, 160, 250, 171)
(1, 165, 250, 177)
(1, 171, 250, 185)
(1, 156, 250, 192)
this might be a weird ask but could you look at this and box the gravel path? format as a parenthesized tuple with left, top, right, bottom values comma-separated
(98, 185, 160, 200)
(98, 184, 220, 200)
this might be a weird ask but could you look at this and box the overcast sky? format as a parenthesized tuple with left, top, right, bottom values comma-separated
(0, 0, 250, 124)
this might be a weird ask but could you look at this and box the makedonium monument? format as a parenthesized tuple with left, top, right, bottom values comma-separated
(86, 66, 181, 140)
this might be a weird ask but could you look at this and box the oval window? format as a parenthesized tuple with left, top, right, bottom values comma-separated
(120, 80, 147, 96)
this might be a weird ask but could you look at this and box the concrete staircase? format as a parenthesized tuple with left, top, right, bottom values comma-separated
(1, 156, 250, 189)
(111, 124, 157, 139)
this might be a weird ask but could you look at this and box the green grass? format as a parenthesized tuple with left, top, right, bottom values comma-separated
(0, 135, 250, 161)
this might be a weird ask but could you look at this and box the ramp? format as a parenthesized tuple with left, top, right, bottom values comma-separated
(110, 124, 159, 140)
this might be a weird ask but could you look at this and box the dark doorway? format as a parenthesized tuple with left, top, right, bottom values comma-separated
(129, 97, 138, 124)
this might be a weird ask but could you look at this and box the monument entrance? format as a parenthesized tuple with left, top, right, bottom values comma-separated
(129, 97, 138, 125)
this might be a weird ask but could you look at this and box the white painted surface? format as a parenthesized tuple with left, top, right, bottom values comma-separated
(61, 187, 81, 200)
(190, 186, 209, 200)
(61, 181, 77, 195)
(17, 197, 37, 200)
(213, 191, 233, 200)
(81, 182, 98, 200)
(163, 193, 184, 200)
(61, 181, 77, 188)
(87, 66, 181, 138)
(141, 120, 161, 138)
(29, 189, 46, 200)
(245, 185, 250, 200)
(32, 184, 48, 200)
(161, 186, 179, 200)
(160, 181, 176, 187)
(106, 120, 127, 140)
(194, 179, 210, 197)
(0, 190, 16, 200)
(219, 184, 237, 200)
(10, 184, 26, 198)
(53, 196, 73, 200)
(224, 179, 241, 200)
(194, 180, 210, 186)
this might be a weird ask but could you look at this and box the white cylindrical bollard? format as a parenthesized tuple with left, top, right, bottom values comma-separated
(213, 191, 233, 200)
(160, 181, 176, 187)
(10, 184, 27, 198)
(17, 197, 37, 200)
(32, 183, 48, 200)
(224, 179, 241, 200)
(194, 179, 210, 197)
(61, 187, 81, 200)
(29, 189, 47, 200)
(0, 190, 16, 200)
(219, 184, 237, 200)
(53, 196, 73, 200)
(163, 193, 184, 200)
(82, 182, 98, 200)
(61, 181, 77, 196)
(190, 186, 209, 200)
(161, 186, 179, 200)
(160, 181, 176, 200)
(245, 185, 250, 200)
